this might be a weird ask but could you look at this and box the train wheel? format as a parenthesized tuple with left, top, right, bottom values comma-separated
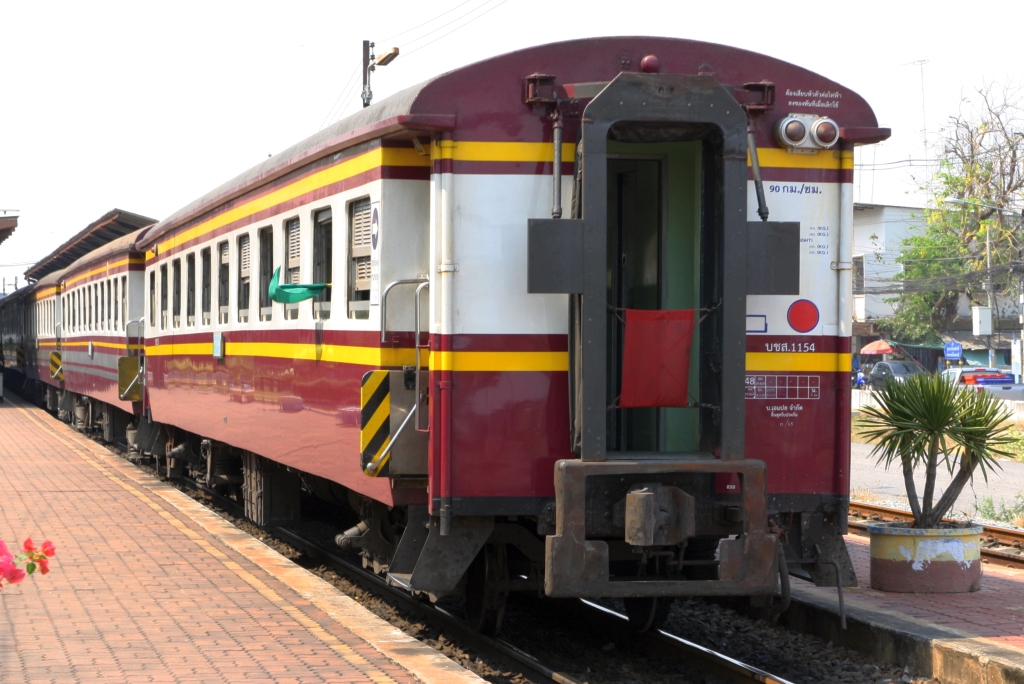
(623, 596, 674, 633)
(463, 543, 509, 636)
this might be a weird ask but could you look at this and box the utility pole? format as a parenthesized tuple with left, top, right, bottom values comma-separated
(361, 40, 373, 108)
(989, 212, 997, 367)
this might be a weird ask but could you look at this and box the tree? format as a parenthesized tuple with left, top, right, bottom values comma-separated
(875, 84, 1024, 344)
(861, 373, 1013, 528)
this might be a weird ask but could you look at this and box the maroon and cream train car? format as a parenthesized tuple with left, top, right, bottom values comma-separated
(122, 37, 887, 632)
(27, 269, 65, 411)
(58, 228, 149, 438)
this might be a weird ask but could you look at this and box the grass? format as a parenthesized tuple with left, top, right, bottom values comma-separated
(975, 494, 1024, 528)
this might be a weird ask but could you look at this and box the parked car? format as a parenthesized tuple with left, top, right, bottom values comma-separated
(941, 366, 1024, 401)
(868, 361, 928, 389)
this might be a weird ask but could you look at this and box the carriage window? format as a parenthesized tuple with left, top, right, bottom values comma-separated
(89, 285, 94, 330)
(112, 279, 118, 331)
(348, 198, 372, 320)
(237, 234, 250, 323)
(107, 279, 112, 330)
(160, 264, 168, 329)
(186, 253, 196, 326)
(259, 226, 273, 322)
(201, 248, 211, 325)
(313, 208, 332, 320)
(149, 271, 156, 328)
(218, 242, 230, 324)
(121, 276, 127, 331)
(284, 217, 300, 320)
(172, 259, 182, 328)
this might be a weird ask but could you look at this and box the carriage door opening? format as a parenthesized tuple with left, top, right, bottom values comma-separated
(606, 142, 701, 454)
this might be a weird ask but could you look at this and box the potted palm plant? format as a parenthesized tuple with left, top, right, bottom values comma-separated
(860, 372, 1013, 592)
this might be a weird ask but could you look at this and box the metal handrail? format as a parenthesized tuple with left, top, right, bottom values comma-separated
(363, 404, 418, 476)
(123, 316, 147, 409)
(119, 371, 142, 401)
(414, 281, 430, 432)
(50, 363, 62, 380)
(125, 317, 146, 355)
(380, 278, 428, 343)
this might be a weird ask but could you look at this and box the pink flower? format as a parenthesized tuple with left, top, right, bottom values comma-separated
(0, 558, 25, 584)
(22, 538, 35, 553)
(41, 541, 55, 558)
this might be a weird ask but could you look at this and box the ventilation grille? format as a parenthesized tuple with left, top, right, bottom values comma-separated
(287, 218, 301, 269)
(351, 200, 372, 250)
(239, 234, 251, 278)
(354, 256, 372, 288)
(220, 241, 230, 264)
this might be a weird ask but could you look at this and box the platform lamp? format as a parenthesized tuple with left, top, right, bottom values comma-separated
(944, 198, 1024, 371)
(361, 41, 400, 108)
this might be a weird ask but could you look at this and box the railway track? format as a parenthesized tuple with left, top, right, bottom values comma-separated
(176, 474, 792, 684)
(849, 500, 1024, 568)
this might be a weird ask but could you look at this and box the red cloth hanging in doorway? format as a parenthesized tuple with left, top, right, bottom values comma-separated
(619, 309, 696, 408)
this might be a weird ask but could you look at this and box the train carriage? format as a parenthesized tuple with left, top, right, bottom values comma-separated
(58, 229, 149, 439)
(28, 269, 64, 411)
(0, 286, 31, 395)
(10, 36, 889, 634)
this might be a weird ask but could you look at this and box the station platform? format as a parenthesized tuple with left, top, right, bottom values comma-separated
(0, 393, 481, 683)
(785, 531, 1024, 684)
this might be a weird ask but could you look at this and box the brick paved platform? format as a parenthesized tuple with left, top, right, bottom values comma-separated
(0, 393, 481, 683)
(785, 532, 1024, 684)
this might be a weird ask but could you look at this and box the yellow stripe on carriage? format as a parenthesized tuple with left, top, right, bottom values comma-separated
(745, 352, 851, 372)
(747, 148, 853, 170)
(151, 147, 430, 259)
(433, 140, 577, 163)
(430, 350, 569, 372)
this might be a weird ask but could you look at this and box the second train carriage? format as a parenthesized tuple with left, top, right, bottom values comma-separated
(11, 37, 891, 633)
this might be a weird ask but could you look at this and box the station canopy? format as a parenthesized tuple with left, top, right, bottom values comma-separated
(0, 211, 17, 249)
(25, 208, 155, 281)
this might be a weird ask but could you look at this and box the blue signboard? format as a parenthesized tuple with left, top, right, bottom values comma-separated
(944, 340, 963, 360)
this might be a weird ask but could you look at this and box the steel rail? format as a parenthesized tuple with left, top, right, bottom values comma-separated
(578, 600, 795, 684)
(849, 500, 1024, 568)
(180, 471, 792, 683)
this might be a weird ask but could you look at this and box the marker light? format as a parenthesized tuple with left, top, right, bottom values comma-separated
(640, 54, 660, 73)
(774, 114, 841, 152)
(811, 118, 839, 147)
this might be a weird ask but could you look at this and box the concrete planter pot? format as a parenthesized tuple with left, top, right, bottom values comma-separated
(867, 522, 982, 593)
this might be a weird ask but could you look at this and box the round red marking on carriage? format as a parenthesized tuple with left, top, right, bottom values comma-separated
(787, 299, 819, 333)
(640, 54, 660, 73)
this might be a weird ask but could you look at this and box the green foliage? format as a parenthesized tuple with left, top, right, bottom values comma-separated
(877, 86, 1024, 343)
(975, 494, 1024, 524)
(860, 373, 1015, 527)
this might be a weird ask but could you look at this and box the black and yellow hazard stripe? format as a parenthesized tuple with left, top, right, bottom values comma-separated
(16, 346, 24, 368)
(49, 351, 63, 382)
(360, 370, 391, 477)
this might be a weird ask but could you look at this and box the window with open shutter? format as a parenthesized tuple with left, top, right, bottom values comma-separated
(160, 264, 169, 329)
(149, 272, 156, 328)
(238, 234, 250, 322)
(284, 218, 301, 319)
(186, 253, 196, 326)
(219, 242, 230, 324)
(258, 227, 273, 321)
(313, 208, 332, 320)
(201, 248, 212, 325)
(349, 199, 372, 319)
(172, 259, 182, 328)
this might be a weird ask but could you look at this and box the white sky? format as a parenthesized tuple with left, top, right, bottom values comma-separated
(1, 0, 1020, 291)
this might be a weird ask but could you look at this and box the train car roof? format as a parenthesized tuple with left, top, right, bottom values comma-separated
(62, 226, 151, 280)
(140, 36, 882, 249)
(34, 268, 66, 289)
(26, 208, 156, 281)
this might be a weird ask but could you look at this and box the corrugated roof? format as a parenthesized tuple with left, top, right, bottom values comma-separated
(0, 212, 18, 249)
(25, 209, 156, 281)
